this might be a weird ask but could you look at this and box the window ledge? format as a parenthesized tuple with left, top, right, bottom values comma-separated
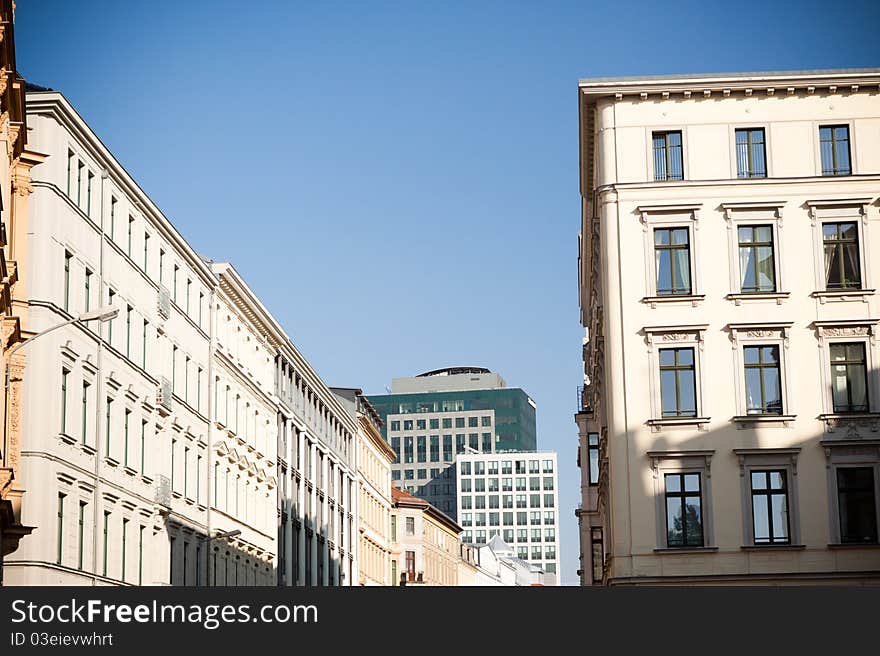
(81, 443, 96, 456)
(827, 542, 880, 549)
(642, 294, 706, 308)
(58, 432, 77, 445)
(105, 457, 119, 467)
(653, 546, 719, 554)
(123, 466, 138, 477)
(741, 544, 805, 552)
(812, 289, 875, 304)
(733, 414, 796, 428)
(726, 292, 790, 306)
(647, 417, 711, 432)
(818, 413, 880, 434)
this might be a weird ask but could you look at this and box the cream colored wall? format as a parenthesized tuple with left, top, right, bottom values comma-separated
(357, 422, 392, 585)
(591, 86, 880, 583)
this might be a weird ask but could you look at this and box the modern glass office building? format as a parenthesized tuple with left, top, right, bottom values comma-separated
(367, 368, 537, 519)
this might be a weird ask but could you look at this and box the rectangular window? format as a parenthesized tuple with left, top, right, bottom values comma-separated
(81, 381, 90, 444)
(159, 249, 165, 285)
(84, 269, 91, 312)
(60, 368, 69, 434)
(405, 517, 414, 536)
(143, 233, 150, 272)
(659, 347, 697, 417)
(735, 128, 767, 178)
(87, 171, 94, 216)
(142, 320, 148, 369)
(140, 420, 146, 473)
(77, 162, 84, 208)
(652, 130, 683, 181)
(442, 435, 452, 461)
(744, 345, 782, 415)
(830, 343, 868, 413)
(837, 467, 877, 544)
(63, 251, 72, 312)
(820, 125, 851, 176)
(665, 473, 703, 547)
(591, 527, 604, 583)
(588, 432, 599, 485)
(67, 150, 74, 196)
(654, 227, 691, 295)
(750, 470, 790, 545)
(102, 510, 110, 576)
(127, 216, 134, 257)
(405, 550, 415, 576)
(121, 518, 129, 582)
(823, 222, 861, 290)
(391, 515, 397, 542)
(125, 306, 132, 359)
(738, 225, 776, 292)
(429, 435, 439, 462)
(416, 436, 426, 462)
(77, 501, 86, 570)
(123, 409, 131, 467)
(109, 197, 116, 238)
(403, 436, 413, 463)
(138, 526, 145, 585)
(107, 289, 115, 344)
(105, 397, 112, 455)
(57, 493, 66, 565)
(173, 265, 179, 303)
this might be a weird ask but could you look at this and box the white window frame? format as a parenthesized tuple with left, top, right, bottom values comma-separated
(807, 198, 875, 303)
(721, 201, 789, 304)
(637, 204, 704, 307)
(727, 322, 795, 426)
(814, 319, 880, 433)
(733, 448, 802, 548)
(647, 450, 715, 551)
(644, 325, 710, 431)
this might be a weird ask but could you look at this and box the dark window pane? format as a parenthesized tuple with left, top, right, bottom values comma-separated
(837, 468, 878, 543)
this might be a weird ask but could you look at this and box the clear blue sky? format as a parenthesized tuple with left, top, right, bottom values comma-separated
(18, 0, 878, 585)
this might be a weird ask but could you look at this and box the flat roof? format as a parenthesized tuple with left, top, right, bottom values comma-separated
(578, 67, 880, 86)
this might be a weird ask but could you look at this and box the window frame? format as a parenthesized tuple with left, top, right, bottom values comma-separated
(730, 125, 771, 179)
(721, 201, 788, 304)
(807, 198, 874, 302)
(649, 129, 685, 182)
(821, 440, 880, 547)
(649, 450, 715, 551)
(728, 323, 795, 425)
(644, 326, 710, 430)
(814, 320, 880, 424)
(817, 123, 854, 176)
(637, 204, 704, 306)
(734, 448, 802, 548)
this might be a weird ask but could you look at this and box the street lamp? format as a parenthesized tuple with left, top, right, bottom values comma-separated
(2, 306, 118, 461)
(213, 529, 241, 540)
(204, 529, 241, 587)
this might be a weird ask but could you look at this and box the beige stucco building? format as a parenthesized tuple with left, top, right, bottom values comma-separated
(0, 0, 42, 582)
(332, 387, 395, 585)
(576, 69, 880, 585)
(390, 485, 461, 585)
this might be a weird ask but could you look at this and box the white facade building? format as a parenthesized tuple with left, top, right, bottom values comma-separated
(576, 69, 880, 585)
(455, 450, 559, 584)
(4, 89, 357, 586)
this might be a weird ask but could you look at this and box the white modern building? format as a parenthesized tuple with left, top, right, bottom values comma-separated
(3, 88, 358, 586)
(455, 450, 559, 584)
(576, 68, 880, 585)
